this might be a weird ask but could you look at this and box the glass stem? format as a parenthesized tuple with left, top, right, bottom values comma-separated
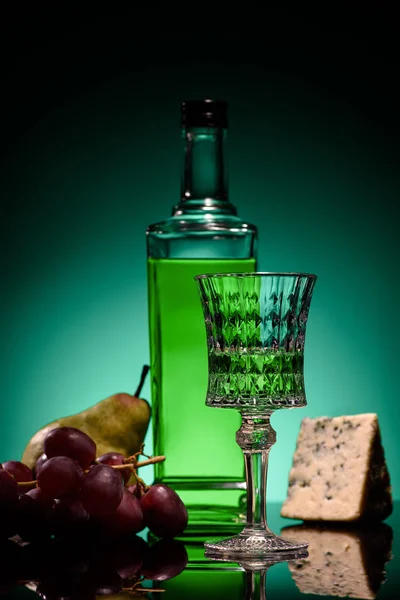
(236, 414, 276, 534)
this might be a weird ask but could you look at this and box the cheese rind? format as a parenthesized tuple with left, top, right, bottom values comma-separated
(280, 413, 392, 521)
(282, 523, 393, 599)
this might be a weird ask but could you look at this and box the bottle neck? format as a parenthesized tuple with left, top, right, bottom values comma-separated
(173, 126, 236, 216)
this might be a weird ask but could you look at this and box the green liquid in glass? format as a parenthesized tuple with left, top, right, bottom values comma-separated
(147, 257, 256, 523)
(208, 350, 306, 409)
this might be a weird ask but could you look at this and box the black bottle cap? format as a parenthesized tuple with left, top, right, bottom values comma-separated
(181, 99, 228, 128)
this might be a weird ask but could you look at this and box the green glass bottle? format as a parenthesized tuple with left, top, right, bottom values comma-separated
(146, 100, 257, 532)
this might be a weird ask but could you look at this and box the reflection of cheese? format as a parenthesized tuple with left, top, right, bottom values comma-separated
(282, 524, 393, 599)
(281, 414, 392, 521)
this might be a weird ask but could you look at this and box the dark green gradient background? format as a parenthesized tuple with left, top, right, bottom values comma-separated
(1, 28, 399, 500)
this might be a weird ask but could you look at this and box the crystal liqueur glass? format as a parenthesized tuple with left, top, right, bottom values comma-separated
(196, 272, 317, 558)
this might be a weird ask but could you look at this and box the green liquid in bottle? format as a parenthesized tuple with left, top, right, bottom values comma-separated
(148, 257, 256, 528)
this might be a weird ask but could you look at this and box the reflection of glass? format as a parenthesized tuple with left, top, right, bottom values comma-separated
(282, 523, 393, 599)
(196, 273, 317, 558)
(204, 552, 308, 600)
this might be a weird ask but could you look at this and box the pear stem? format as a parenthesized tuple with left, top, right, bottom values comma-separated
(17, 454, 166, 489)
(134, 364, 150, 398)
(110, 455, 166, 470)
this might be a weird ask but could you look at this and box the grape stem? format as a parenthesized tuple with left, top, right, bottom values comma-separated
(134, 455, 166, 468)
(16, 454, 166, 489)
(123, 585, 165, 593)
(123, 577, 166, 593)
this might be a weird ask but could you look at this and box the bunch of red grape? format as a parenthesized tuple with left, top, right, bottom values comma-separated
(0, 426, 188, 543)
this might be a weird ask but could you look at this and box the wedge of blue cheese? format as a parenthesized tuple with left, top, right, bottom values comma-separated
(282, 523, 393, 599)
(281, 413, 392, 521)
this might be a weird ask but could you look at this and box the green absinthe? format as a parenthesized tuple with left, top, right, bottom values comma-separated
(148, 258, 256, 507)
(207, 350, 306, 409)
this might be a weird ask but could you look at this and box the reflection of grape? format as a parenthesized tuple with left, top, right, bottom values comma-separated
(141, 484, 188, 538)
(80, 465, 123, 516)
(2, 460, 33, 483)
(19, 538, 48, 582)
(96, 452, 131, 485)
(37, 578, 94, 600)
(96, 489, 144, 537)
(40, 537, 92, 581)
(0, 539, 22, 592)
(80, 569, 123, 596)
(92, 536, 147, 581)
(44, 427, 96, 470)
(1, 533, 187, 596)
(142, 539, 188, 580)
(37, 456, 84, 499)
(112, 538, 147, 579)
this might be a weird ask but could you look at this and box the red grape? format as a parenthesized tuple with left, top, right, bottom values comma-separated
(96, 489, 144, 538)
(0, 505, 18, 539)
(96, 452, 131, 485)
(2, 460, 33, 483)
(0, 470, 18, 507)
(17, 487, 55, 542)
(79, 464, 123, 516)
(34, 453, 48, 476)
(37, 456, 84, 499)
(44, 427, 96, 470)
(141, 484, 188, 538)
(53, 496, 89, 538)
(142, 539, 188, 580)
(23, 487, 54, 508)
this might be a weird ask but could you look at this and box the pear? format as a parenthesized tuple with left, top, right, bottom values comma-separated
(22, 366, 151, 470)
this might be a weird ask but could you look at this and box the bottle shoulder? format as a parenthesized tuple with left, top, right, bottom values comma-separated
(147, 214, 257, 237)
(146, 214, 258, 259)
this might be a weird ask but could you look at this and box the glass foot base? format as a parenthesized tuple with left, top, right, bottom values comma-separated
(204, 529, 308, 560)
